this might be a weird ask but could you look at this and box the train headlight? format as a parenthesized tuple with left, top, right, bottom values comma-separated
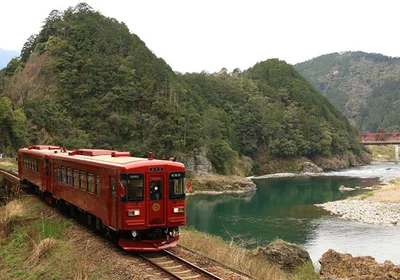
(169, 228, 179, 237)
(131, 230, 138, 238)
(128, 210, 140, 216)
(173, 207, 185, 213)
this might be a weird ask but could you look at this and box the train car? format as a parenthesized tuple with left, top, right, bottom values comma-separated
(18, 145, 61, 202)
(18, 146, 186, 251)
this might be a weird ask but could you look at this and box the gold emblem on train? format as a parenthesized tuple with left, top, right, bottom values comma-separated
(153, 203, 160, 211)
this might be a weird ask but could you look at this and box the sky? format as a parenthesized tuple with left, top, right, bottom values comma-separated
(1, 0, 399, 73)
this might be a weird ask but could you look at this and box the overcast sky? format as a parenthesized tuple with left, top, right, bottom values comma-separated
(1, 0, 399, 73)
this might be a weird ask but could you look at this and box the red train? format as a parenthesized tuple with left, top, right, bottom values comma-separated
(18, 145, 186, 251)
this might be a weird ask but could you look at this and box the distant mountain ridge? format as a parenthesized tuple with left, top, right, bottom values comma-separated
(0, 49, 19, 69)
(295, 51, 400, 132)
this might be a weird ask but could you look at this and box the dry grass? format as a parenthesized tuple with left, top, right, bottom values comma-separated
(365, 178, 400, 203)
(180, 228, 288, 280)
(368, 145, 396, 161)
(0, 200, 23, 238)
(0, 157, 18, 172)
(25, 238, 57, 265)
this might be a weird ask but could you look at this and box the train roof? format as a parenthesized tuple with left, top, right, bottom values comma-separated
(19, 146, 63, 157)
(19, 146, 184, 170)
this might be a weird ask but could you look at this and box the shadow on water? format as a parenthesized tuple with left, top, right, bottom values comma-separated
(186, 176, 374, 247)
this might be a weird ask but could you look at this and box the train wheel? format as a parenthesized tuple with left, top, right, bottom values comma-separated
(86, 214, 93, 227)
(70, 204, 76, 217)
(58, 200, 68, 215)
(95, 218, 101, 231)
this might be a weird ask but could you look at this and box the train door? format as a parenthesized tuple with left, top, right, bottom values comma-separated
(44, 158, 50, 193)
(147, 175, 166, 227)
(109, 176, 118, 229)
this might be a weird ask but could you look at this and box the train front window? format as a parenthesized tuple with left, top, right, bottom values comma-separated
(169, 172, 185, 199)
(150, 181, 162, 201)
(120, 173, 144, 202)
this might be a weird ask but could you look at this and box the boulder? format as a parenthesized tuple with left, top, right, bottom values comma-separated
(319, 249, 400, 279)
(255, 239, 312, 273)
(338, 185, 356, 192)
(300, 162, 323, 173)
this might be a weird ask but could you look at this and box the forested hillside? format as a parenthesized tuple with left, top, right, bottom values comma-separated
(295, 51, 400, 132)
(0, 4, 368, 174)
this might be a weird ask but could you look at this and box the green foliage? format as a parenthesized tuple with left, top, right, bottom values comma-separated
(209, 139, 237, 174)
(184, 60, 363, 160)
(0, 97, 27, 154)
(295, 51, 400, 132)
(0, 3, 365, 171)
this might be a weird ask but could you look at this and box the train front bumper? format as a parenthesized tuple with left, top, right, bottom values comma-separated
(118, 236, 179, 251)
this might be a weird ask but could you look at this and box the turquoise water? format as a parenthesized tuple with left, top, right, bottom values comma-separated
(187, 176, 368, 246)
(186, 162, 400, 264)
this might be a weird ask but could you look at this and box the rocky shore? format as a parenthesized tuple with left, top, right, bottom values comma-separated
(188, 175, 257, 195)
(319, 249, 400, 280)
(316, 177, 400, 226)
(316, 199, 400, 226)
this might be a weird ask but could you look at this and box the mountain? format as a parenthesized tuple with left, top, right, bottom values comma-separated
(0, 3, 368, 174)
(0, 49, 19, 69)
(295, 51, 400, 132)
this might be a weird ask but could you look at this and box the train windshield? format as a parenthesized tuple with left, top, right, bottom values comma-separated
(120, 173, 144, 202)
(169, 172, 185, 200)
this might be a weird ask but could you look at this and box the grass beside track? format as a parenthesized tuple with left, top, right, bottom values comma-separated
(0, 196, 106, 280)
(179, 228, 318, 280)
(0, 158, 18, 173)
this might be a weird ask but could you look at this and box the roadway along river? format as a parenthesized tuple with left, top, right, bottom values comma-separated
(186, 161, 400, 265)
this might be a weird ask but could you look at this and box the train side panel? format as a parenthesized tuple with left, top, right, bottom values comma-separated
(50, 158, 113, 226)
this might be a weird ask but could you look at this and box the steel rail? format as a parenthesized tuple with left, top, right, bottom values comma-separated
(175, 245, 255, 280)
(0, 167, 20, 184)
(139, 249, 223, 280)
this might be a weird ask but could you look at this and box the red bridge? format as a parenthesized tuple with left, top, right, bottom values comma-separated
(360, 132, 400, 145)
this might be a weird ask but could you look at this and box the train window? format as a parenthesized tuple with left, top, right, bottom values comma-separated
(95, 175, 100, 195)
(35, 160, 38, 172)
(67, 168, 72, 185)
(169, 172, 185, 200)
(120, 173, 143, 202)
(80, 171, 87, 190)
(111, 177, 116, 201)
(150, 181, 162, 201)
(73, 169, 79, 187)
(45, 159, 49, 175)
(61, 166, 66, 183)
(88, 173, 95, 193)
(56, 166, 61, 181)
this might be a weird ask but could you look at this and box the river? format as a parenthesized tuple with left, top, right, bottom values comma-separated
(186, 161, 400, 265)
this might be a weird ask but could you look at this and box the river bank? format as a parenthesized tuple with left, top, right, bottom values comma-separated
(315, 174, 400, 226)
(188, 174, 256, 195)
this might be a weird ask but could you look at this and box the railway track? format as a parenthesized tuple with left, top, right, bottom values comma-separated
(0, 167, 20, 184)
(139, 249, 224, 280)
